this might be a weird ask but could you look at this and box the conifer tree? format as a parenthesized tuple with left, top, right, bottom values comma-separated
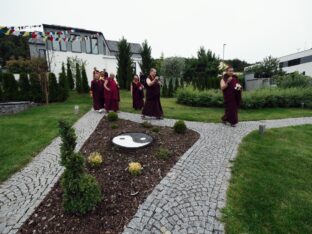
(162, 80, 168, 97)
(2, 73, 19, 101)
(75, 63, 82, 93)
(174, 77, 180, 91)
(67, 60, 74, 90)
(29, 72, 43, 102)
(18, 72, 30, 101)
(58, 70, 69, 101)
(81, 65, 90, 93)
(168, 78, 174, 97)
(48, 73, 59, 102)
(116, 37, 133, 89)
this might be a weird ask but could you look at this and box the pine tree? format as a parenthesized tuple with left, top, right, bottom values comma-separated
(19, 72, 30, 101)
(81, 65, 90, 93)
(48, 73, 59, 102)
(140, 40, 153, 75)
(180, 77, 184, 88)
(58, 70, 69, 101)
(67, 60, 74, 90)
(75, 63, 82, 93)
(168, 78, 174, 97)
(117, 37, 133, 89)
(174, 77, 180, 91)
(0, 71, 2, 101)
(29, 72, 43, 102)
(162, 80, 168, 97)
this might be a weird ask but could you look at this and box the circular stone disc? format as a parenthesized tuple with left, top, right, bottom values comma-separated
(112, 132, 153, 149)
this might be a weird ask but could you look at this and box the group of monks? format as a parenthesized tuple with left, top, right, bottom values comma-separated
(90, 69, 120, 113)
(90, 67, 164, 119)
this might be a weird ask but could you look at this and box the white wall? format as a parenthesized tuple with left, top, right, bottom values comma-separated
(47, 50, 142, 84)
(281, 62, 312, 77)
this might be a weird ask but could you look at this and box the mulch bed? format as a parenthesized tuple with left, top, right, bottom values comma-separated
(19, 117, 199, 234)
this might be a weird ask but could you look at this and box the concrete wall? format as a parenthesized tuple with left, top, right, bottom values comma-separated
(245, 73, 271, 91)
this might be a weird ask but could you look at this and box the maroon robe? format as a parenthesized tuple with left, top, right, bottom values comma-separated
(142, 76, 163, 118)
(104, 78, 119, 112)
(132, 81, 144, 110)
(91, 79, 104, 110)
(222, 74, 242, 125)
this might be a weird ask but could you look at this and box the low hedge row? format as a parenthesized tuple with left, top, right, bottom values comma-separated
(176, 87, 312, 109)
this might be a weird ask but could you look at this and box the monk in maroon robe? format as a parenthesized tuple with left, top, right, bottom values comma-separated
(220, 66, 242, 127)
(131, 75, 144, 110)
(142, 68, 163, 119)
(99, 72, 105, 108)
(104, 73, 119, 112)
(90, 71, 104, 111)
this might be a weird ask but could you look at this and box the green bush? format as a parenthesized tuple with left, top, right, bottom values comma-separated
(273, 72, 312, 88)
(176, 86, 312, 109)
(2, 73, 19, 101)
(107, 112, 118, 121)
(48, 73, 59, 102)
(110, 124, 118, 129)
(152, 127, 160, 133)
(75, 63, 82, 93)
(156, 147, 171, 160)
(141, 121, 153, 128)
(58, 120, 101, 214)
(173, 120, 187, 134)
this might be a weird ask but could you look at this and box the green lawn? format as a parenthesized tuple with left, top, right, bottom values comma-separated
(0, 92, 92, 182)
(222, 125, 312, 234)
(119, 90, 312, 123)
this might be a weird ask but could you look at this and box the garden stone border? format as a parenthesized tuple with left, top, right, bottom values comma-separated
(0, 111, 312, 234)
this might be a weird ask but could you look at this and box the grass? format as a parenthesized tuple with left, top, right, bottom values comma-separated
(0, 92, 92, 182)
(222, 125, 312, 234)
(119, 90, 312, 123)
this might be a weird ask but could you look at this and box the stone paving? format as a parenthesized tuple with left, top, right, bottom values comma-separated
(0, 110, 312, 234)
(0, 110, 103, 234)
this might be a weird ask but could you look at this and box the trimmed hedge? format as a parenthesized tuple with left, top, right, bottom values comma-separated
(176, 86, 312, 109)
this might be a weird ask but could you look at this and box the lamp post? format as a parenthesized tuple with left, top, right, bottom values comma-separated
(223, 43, 226, 61)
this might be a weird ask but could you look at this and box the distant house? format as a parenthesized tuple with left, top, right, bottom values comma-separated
(28, 24, 142, 83)
(278, 49, 312, 77)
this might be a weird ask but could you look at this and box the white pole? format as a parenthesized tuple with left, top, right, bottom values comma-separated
(223, 43, 226, 61)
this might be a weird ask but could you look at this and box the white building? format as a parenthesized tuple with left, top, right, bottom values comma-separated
(279, 49, 312, 77)
(28, 24, 142, 83)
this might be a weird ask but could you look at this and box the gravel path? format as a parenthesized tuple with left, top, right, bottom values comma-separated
(1, 111, 311, 234)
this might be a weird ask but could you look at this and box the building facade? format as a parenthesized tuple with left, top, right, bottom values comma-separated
(279, 49, 312, 77)
(29, 24, 142, 83)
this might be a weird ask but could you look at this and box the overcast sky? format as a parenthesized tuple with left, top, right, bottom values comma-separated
(1, 0, 312, 63)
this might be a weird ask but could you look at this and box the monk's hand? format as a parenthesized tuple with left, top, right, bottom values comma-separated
(227, 77, 233, 84)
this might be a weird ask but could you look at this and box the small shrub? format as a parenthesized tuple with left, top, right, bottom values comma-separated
(107, 112, 118, 121)
(110, 123, 118, 129)
(156, 147, 171, 160)
(152, 127, 160, 133)
(87, 152, 103, 167)
(173, 120, 187, 134)
(128, 162, 142, 176)
(141, 121, 153, 128)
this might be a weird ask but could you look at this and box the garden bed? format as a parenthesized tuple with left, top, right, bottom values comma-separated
(19, 117, 199, 234)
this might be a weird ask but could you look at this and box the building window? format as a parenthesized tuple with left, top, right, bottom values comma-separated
(85, 38, 91, 54)
(279, 62, 284, 68)
(91, 38, 98, 54)
(288, 58, 300, 67)
(71, 35, 82, 53)
(60, 40, 67, 51)
(52, 40, 60, 51)
(39, 49, 46, 58)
